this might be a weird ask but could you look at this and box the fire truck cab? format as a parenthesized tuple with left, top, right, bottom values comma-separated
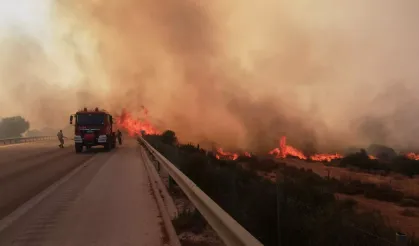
(70, 107, 117, 153)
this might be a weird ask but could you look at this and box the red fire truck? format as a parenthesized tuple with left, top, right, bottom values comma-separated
(70, 107, 117, 153)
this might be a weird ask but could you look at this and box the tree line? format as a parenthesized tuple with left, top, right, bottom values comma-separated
(0, 116, 30, 139)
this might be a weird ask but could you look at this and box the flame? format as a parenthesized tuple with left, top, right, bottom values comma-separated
(310, 153, 343, 162)
(269, 136, 307, 160)
(216, 148, 239, 160)
(405, 152, 419, 160)
(115, 107, 159, 136)
(268, 148, 281, 158)
(244, 152, 252, 157)
(119, 109, 419, 163)
(212, 140, 419, 163)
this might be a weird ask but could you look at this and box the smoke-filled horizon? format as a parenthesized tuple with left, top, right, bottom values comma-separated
(1, 0, 419, 152)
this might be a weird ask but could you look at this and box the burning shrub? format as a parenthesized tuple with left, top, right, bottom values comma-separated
(340, 149, 390, 172)
(367, 144, 397, 161)
(339, 148, 419, 177)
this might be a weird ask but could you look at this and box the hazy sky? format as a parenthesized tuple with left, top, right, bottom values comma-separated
(1, 0, 419, 152)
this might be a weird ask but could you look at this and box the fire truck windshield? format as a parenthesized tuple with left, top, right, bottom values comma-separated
(76, 113, 105, 125)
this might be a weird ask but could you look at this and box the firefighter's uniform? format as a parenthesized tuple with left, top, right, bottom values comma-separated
(57, 131, 64, 148)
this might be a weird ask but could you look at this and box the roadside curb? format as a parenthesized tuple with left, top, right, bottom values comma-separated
(142, 149, 178, 218)
(140, 146, 181, 246)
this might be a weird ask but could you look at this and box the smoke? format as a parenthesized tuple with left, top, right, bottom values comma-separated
(1, 0, 419, 152)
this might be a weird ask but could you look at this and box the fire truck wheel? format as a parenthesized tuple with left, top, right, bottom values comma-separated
(75, 144, 83, 153)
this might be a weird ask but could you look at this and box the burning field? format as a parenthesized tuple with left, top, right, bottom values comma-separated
(118, 105, 419, 238)
(116, 107, 419, 165)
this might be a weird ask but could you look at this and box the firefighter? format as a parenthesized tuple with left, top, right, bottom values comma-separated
(57, 130, 64, 148)
(117, 130, 122, 145)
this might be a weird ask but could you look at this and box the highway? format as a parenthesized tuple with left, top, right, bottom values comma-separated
(0, 139, 167, 246)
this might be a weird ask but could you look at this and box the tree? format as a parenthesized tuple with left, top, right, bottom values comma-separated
(161, 130, 177, 145)
(0, 116, 30, 138)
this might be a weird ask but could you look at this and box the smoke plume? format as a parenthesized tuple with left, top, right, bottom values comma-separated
(1, 0, 419, 152)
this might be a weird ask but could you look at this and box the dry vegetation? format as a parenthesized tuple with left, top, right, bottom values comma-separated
(144, 131, 419, 246)
(283, 158, 419, 197)
(337, 194, 419, 236)
(280, 158, 419, 237)
(169, 185, 224, 246)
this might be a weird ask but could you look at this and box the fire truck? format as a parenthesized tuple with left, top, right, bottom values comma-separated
(69, 107, 117, 153)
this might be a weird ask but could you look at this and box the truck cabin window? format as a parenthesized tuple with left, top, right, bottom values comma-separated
(76, 114, 106, 125)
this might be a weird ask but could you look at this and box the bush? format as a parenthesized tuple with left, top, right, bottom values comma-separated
(400, 198, 419, 207)
(146, 132, 416, 246)
(172, 209, 207, 234)
(248, 158, 277, 172)
(161, 130, 177, 145)
(364, 186, 404, 202)
(339, 198, 358, 210)
(337, 177, 405, 203)
(340, 149, 390, 172)
(390, 156, 419, 177)
(340, 148, 419, 177)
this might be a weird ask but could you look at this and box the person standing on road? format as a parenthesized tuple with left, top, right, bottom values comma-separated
(57, 130, 64, 148)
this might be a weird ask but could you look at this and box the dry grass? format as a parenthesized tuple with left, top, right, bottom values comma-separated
(337, 194, 419, 237)
(282, 158, 419, 198)
(170, 186, 225, 246)
(257, 158, 419, 237)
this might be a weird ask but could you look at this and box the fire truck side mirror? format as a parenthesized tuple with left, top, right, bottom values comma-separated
(70, 115, 73, 125)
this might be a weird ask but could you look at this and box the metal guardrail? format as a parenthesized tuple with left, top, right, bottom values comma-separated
(138, 136, 264, 246)
(0, 136, 55, 145)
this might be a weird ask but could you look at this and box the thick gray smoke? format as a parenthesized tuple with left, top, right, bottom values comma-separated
(1, 0, 419, 152)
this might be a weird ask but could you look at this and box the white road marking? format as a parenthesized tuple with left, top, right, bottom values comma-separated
(0, 155, 97, 233)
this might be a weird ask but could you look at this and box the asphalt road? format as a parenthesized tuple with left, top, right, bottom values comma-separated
(0, 140, 165, 246)
(0, 141, 92, 219)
